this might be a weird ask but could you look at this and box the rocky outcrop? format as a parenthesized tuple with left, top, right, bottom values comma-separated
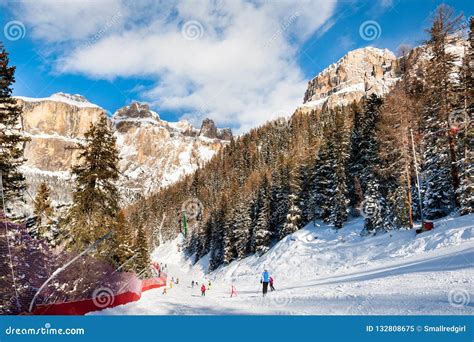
(114, 102, 156, 120)
(16, 95, 231, 206)
(199, 118, 218, 139)
(198, 118, 233, 140)
(218, 128, 233, 141)
(300, 47, 400, 112)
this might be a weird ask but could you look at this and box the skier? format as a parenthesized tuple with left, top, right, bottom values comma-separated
(201, 284, 206, 296)
(191, 280, 195, 288)
(261, 269, 270, 296)
(230, 285, 237, 297)
(208, 280, 212, 290)
(162, 287, 167, 295)
(269, 276, 275, 292)
(176, 278, 179, 285)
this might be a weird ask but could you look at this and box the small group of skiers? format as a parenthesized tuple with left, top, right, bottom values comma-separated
(163, 271, 275, 298)
(162, 275, 179, 294)
(260, 269, 275, 296)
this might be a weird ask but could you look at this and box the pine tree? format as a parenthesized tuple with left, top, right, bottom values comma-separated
(377, 84, 419, 229)
(269, 156, 290, 237)
(421, 5, 463, 219)
(254, 174, 272, 255)
(133, 225, 151, 278)
(233, 199, 252, 259)
(311, 123, 334, 222)
(329, 109, 351, 228)
(298, 151, 314, 224)
(33, 182, 54, 237)
(223, 206, 237, 264)
(0, 43, 29, 206)
(111, 211, 134, 270)
(349, 95, 383, 219)
(362, 179, 384, 235)
(64, 115, 122, 260)
(347, 102, 365, 211)
(209, 195, 228, 270)
(280, 164, 301, 238)
(456, 16, 474, 215)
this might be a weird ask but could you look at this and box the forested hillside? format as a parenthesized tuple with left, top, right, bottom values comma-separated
(127, 8, 473, 271)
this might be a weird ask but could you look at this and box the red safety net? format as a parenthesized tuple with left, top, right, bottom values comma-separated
(1, 215, 166, 316)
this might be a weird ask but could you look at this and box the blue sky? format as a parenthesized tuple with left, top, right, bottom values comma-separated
(0, 0, 472, 132)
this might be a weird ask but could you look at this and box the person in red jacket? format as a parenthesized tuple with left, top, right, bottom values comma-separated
(269, 276, 275, 292)
(230, 285, 237, 297)
(201, 284, 206, 296)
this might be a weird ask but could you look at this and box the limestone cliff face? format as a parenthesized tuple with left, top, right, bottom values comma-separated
(16, 94, 231, 205)
(300, 47, 400, 112)
(112, 102, 229, 196)
(18, 94, 105, 173)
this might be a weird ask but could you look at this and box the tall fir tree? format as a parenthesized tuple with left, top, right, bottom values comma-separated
(253, 173, 272, 255)
(133, 225, 151, 278)
(349, 95, 383, 201)
(0, 43, 29, 206)
(223, 205, 237, 264)
(269, 156, 290, 238)
(421, 5, 463, 219)
(455, 16, 474, 215)
(280, 163, 302, 238)
(64, 115, 123, 262)
(311, 123, 334, 222)
(33, 182, 54, 237)
(329, 109, 351, 228)
(209, 195, 228, 270)
(362, 179, 385, 235)
(111, 211, 134, 270)
(233, 198, 252, 259)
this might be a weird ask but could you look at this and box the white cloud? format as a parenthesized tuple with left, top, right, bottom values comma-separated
(12, 0, 338, 132)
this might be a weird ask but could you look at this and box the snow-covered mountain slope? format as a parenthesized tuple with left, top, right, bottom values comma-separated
(15, 94, 232, 208)
(95, 214, 473, 315)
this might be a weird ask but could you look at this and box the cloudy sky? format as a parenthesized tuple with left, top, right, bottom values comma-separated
(0, 0, 472, 132)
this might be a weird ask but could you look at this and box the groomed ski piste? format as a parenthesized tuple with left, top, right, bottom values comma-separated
(94, 214, 473, 315)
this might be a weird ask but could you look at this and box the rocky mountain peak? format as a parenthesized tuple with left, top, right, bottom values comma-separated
(300, 47, 400, 111)
(113, 102, 159, 120)
(52, 92, 90, 104)
(199, 118, 218, 138)
(199, 118, 233, 140)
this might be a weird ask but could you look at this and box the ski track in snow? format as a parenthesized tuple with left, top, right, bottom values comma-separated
(94, 215, 474, 315)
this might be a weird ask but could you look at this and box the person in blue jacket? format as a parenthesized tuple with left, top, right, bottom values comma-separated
(261, 269, 270, 296)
